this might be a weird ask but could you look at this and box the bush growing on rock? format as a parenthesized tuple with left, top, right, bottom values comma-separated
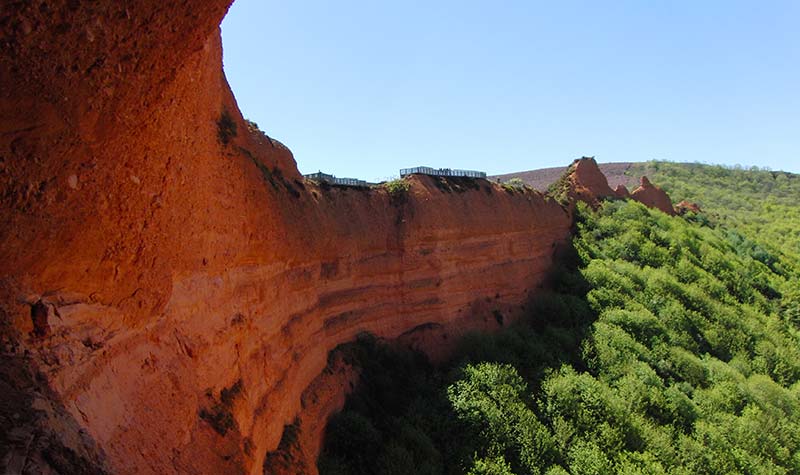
(217, 109, 237, 145)
(383, 178, 410, 196)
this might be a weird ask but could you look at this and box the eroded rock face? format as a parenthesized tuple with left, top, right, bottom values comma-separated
(556, 159, 676, 215)
(1, 3, 572, 474)
(565, 156, 617, 206)
(572, 157, 615, 196)
(614, 184, 631, 199)
(631, 176, 677, 216)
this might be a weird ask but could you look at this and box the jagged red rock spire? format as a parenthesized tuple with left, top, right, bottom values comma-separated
(555, 156, 616, 207)
(614, 184, 631, 199)
(631, 176, 677, 215)
(557, 157, 676, 215)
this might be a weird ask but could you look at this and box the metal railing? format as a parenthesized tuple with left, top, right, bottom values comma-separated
(399, 166, 486, 179)
(304, 172, 371, 187)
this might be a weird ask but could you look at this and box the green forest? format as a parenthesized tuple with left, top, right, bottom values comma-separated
(626, 161, 800, 260)
(318, 163, 800, 475)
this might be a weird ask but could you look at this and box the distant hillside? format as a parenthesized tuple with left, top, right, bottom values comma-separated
(627, 161, 800, 260)
(497, 160, 800, 260)
(492, 162, 636, 191)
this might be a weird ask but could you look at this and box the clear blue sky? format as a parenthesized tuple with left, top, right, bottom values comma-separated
(221, 1, 800, 181)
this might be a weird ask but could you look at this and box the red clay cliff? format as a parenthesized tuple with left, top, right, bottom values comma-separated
(0, 3, 675, 475)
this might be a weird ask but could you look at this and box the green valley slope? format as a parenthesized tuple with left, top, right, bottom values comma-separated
(624, 161, 800, 261)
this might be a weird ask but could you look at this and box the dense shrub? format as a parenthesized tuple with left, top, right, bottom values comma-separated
(217, 109, 237, 145)
(382, 178, 410, 195)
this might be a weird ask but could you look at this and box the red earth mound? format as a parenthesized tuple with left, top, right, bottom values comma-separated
(631, 176, 677, 216)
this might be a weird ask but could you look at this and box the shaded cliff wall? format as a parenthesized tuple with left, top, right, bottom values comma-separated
(1, 3, 572, 474)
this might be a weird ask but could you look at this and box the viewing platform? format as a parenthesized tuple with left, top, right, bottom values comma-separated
(399, 166, 487, 179)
